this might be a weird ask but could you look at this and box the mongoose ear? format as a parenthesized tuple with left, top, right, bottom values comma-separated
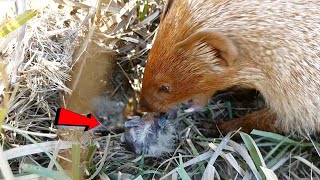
(161, 0, 174, 20)
(175, 30, 238, 66)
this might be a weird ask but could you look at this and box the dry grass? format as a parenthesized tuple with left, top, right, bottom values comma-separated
(0, 0, 319, 180)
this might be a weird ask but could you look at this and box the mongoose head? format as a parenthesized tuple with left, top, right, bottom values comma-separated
(139, 30, 238, 113)
(139, 0, 239, 113)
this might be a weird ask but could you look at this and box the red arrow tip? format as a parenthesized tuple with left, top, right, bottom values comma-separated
(86, 114, 100, 130)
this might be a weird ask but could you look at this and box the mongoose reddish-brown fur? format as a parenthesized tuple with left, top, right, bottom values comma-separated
(139, 0, 320, 135)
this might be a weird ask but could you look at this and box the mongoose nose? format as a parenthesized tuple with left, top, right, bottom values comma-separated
(138, 100, 151, 112)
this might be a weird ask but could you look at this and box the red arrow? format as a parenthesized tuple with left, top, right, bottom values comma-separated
(54, 108, 100, 131)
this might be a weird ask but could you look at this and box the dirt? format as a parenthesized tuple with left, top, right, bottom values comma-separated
(64, 42, 115, 115)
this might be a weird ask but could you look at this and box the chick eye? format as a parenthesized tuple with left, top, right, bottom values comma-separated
(159, 85, 170, 93)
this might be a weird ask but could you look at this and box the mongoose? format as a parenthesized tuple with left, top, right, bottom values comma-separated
(139, 0, 320, 135)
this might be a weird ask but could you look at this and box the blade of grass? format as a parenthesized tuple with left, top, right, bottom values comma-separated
(160, 151, 214, 179)
(2, 124, 57, 139)
(4, 140, 73, 160)
(46, 140, 64, 179)
(139, 170, 162, 176)
(186, 139, 206, 174)
(136, 150, 145, 178)
(240, 132, 267, 180)
(0, 63, 9, 131)
(177, 154, 192, 180)
(0, 146, 14, 180)
(72, 143, 81, 180)
(260, 166, 278, 180)
(264, 136, 290, 161)
(87, 134, 111, 180)
(9, 174, 41, 180)
(201, 164, 215, 180)
(201, 132, 231, 180)
(17, 132, 66, 175)
(85, 145, 97, 174)
(225, 101, 233, 119)
(308, 134, 320, 157)
(270, 156, 290, 171)
(137, 0, 149, 21)
(223, 153, 245, 177)
(266, 144, 291, 168)
(21, 164, 71, 180)
(251, 130, 298, 145)
(293, 156, 320, 176)
(133, 175, 143, 180)
(228, 140, 261, 179)
(0, 9, 38, 38)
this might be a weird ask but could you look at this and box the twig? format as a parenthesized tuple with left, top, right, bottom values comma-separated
(2, 124, 57, 138)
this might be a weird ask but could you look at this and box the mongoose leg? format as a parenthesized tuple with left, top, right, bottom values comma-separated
(200, 108, 279, 137)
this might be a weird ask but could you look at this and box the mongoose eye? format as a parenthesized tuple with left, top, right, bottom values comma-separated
(159, 85, 170, 93)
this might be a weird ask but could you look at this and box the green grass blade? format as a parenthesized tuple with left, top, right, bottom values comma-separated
(251, 130, 298, 144)
(72, 143, 81, 180)
(85, 145, 97, 174)
(21, 164, 71, 180)
(266, 144, 291, 168)
(0, 9, 38, 38)
(133, 175, 144, 180)
(225, 101, 233, 119)
(264, 136, 289, 161)
(177, 154, 192, 180)
(240, 132, 267, 180)
(137, 0, 149, 21)
(186, 139, 206, 174)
